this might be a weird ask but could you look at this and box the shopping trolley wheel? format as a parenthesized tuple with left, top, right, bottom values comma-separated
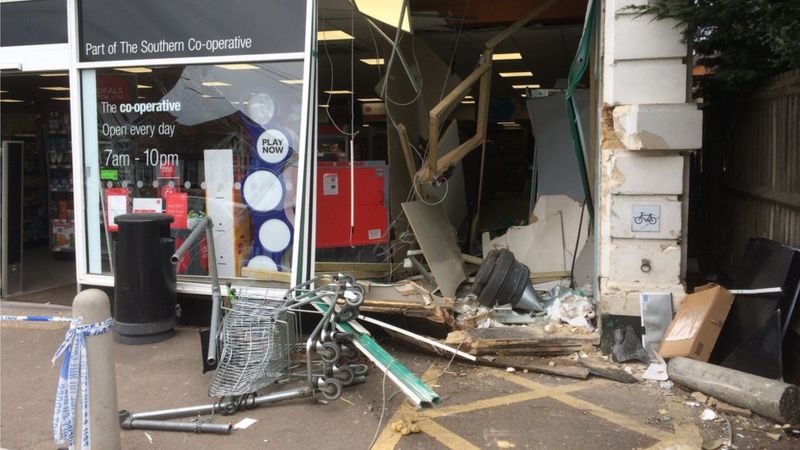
(320, 377, 343, 401)
(344, 285, 365, 308)
(336, 306, 358, 323)
(337, 366, 356, 386)
(320, 341, 341, 364)
(351, 363, 369, 377)
(339, 343, 358, 360)
(338, 274, 356, 287)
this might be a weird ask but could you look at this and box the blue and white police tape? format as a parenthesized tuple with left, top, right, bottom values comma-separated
(51, 317, 113, 450)
(0, 315, 73, 322)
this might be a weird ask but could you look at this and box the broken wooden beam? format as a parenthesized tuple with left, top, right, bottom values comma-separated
(384, 330, 590, 380)
(579, 357, 638, 384)
(444, 326, 599, 357)
(476, 356, 590, 380)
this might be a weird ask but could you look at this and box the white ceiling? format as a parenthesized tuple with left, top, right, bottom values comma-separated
(318, 0, 584, 105)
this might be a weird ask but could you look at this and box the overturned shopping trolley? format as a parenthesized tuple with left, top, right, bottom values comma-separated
(120, 217, 438, 435)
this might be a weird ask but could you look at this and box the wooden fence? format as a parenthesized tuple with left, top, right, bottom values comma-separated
(700, 70, 800, 274)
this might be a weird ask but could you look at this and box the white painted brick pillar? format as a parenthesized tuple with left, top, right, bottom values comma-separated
(597, 0, 702, 316)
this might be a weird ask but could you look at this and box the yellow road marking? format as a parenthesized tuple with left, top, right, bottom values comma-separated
(374, 363, 696, 449)
(426, 381, 591, 418)
(418, 419, 481, 450)
(497, 369, 675, 442)
(550, 393, 674, 441)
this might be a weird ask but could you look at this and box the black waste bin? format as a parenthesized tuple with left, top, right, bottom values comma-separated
(113, 213, 176, 344)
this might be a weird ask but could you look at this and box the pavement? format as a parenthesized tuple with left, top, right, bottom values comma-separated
(1, 299, 797, 450)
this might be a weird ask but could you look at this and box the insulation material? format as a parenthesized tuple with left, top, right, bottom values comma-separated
(531, 194, 589, 270)
(482, 212, 566, 273)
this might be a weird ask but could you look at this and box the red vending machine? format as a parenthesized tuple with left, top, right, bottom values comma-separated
(315, 161, 389, 248)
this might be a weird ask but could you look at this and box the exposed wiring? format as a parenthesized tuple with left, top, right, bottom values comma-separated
(367, 359, 399, 449)
(438, 0, 471, 103)
(320, 27, 358, 138)
(413, 172, 449, 206)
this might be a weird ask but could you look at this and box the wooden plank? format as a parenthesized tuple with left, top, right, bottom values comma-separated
(396, 124, 418, 184)
(475, 355, 590, 380)
(240, 266, 292, 283)
(579, 357, 638, 384)
(462, 253, 483, 265)
(445, 326, 599, 356)
(384, 331, 590, 380)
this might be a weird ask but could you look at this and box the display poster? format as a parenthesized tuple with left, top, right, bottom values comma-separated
(132, 198, 163, 213)
(166, 192, 188, 229)
(105, 188, 128, 232)
(79, 0, 306, 61)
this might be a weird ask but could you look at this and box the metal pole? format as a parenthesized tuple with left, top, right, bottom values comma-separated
(119, 411, 232, 434)
(204, 220, 222, 366)
(128, 387, 313, 421)
(169, 217, 221, 366)
(74, 289, 121, 449)
(170, 217, 209, 264)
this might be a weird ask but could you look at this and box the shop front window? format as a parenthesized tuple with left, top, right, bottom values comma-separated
(81, 62, 304, 281)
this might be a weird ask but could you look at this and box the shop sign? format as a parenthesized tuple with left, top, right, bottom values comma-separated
(79, 0, 306, 62)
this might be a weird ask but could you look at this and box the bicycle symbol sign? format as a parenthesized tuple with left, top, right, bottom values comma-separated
(631, 205, 661, 232)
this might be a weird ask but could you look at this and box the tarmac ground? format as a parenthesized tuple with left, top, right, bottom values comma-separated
(1, 300, 797, 450)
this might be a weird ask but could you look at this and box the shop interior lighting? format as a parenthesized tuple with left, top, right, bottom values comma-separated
(52, 97, 70, 101)
(202, 81, 231, 87)
(0, 90, 7, 93)
(40, 86, 70, 91)
(39, 72, 68, 77)
(323, 90, 352, 95)
(464, 95, 474, 100)
(497, 121, 518, 125)
(359, 58, 385, 65)
(279, 79, 303, 84)
(137, 84, 153, 89)
(492, 53, 522, 61)
(512, 84, 540, 89)
(319, 104, 330, 108)
(499, 71, 533, 77)
(1, 99, 24, 103)
(354, 0, 411, 33)
(114, 67, 152, 73)
(317, 30, 355, 41)
(357, 97, 382, 102)
(461, 100, 475, 104)
(214, 63, 259, 70)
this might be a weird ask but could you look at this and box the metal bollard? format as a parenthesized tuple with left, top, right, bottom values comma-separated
(73, 289, 121, 449)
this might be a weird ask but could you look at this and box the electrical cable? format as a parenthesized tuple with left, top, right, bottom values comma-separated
(320, 29, 358, 138)
(437, 0, 471, 103)
(413, 172, 449, 206)
(367, 359, 399, 449)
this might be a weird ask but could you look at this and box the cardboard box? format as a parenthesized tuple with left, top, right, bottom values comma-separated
(659, 284, 734, 361)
